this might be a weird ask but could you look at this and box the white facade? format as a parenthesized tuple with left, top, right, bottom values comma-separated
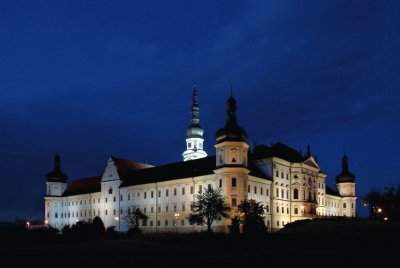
(44, 94, 357, 232)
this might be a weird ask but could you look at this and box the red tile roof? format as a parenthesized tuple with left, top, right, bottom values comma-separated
(62, 176, 102, 197)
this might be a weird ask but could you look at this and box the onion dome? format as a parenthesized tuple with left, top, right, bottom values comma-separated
(186, 87, 204, 138)
(46, 154, 68, 183)
(335, 154, 355, 183)
(216, 95, 247, 143)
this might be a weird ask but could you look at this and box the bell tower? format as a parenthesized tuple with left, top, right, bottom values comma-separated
(182, 85, 207, 161)
(336, 154, 357, 217)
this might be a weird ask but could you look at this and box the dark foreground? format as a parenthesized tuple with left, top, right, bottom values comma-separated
(1, 220, 398, 267)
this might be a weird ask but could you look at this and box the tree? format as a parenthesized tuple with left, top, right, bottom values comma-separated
(364, 185, 400, 221)
(238, 199, 267, 235)
(228, 216, 241, 235)
(187, 187, 231, 233)
(91, 216, 106, 238)
(125, 208, 148, 234)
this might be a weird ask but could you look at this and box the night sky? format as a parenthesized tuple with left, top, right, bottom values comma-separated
(1, 0, 399, 222)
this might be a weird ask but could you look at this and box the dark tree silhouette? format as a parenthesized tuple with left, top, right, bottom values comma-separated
(125, 208, 148, 234)
(364, 185, 400, 221)
(187, 187, 231, 232)
(238, 199, 267, 235)
(228, 216, 241, 235)
(91, 216, 106, 238)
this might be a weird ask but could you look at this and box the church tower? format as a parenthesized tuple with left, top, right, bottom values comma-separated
(336, 154, 357, 217)
(182, 85, 207, 161)
(45, 154, 68, 196)
(214, 94, 249, 230)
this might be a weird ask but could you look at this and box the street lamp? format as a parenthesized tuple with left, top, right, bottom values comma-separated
(114, 217, 119, 231)
(174, 213, 180, 232)
(26, 221, 30, 229)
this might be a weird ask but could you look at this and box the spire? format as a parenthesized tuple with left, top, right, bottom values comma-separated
(191, 85, 199, 126)
(342, 154, 349, 172)
(54, 154, 61, 171)
(216, 92, 247, 143)
(306, 144, 311, 158)
(182, 85, 207, 161)
(335, 154, 355, 183)
(46, 154, 67, 182)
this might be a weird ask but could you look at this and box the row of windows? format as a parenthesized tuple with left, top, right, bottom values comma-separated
(247, 185, 270, 196)
(142, 219, 187, 227)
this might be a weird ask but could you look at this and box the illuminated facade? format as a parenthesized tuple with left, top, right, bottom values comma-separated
(44, 89, 357, 232)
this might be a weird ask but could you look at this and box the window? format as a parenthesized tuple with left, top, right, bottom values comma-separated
(166, 205, 169, 212)
(174, 204, 177, 212)
(113, 196, 116, 202)
(276, 206, 279, 213)
(208, 184, 211, 190)
(231, 198, 237, 207)
(158, 206, 161, 213)
(174, 188, 177, 196)
(105, 198, 108, 203)
(182, 187, 185, 195)
(142, 219, 147, 227)
(143, 207, 147, 214)
(343, 203, 347, 208)
(120, 194, 123, 201)
(182, 204, 185, 211)
(281, 172, 284, 178)
(266, 189, 269, 196)
(158, 190, 161, 198)
(105, 210, 108, 216)
(190, 186, 193, 194)
(165, 220, 168, 226)
(55, 213, 58, 218)
(166, 189, 169, 197)
(138, 192, 140, 198)
(198, 185, 202, 193)
(144, 192, 147, 199)
(281, 207, 284, 213)
(120, 208, 123, 215)
(113, 209, 116, 215)
(128, 194, 130, 201)
(275, 170, 279, 177)
(232, 178, 237, 187)
(261, 188, 263, 195)
(181, 220, 185, 226)
(281, 189, 284, 199)
(157, 221, 161, 226)
(286, 207, 289, 214)
(188, 142, 192, 148)
(276, 188, 279, 197)
(286, 174, 289, 180)
(219, 179, 222, 188)
(150, 221, 153, 227)
(248, 185, 250, 193)
(151, 207, 154, 213)
(293, 189, 299, 199)
(266, 205, 269, 213)
(108, 187, 113, 194)
(277, 221, 280, 226)
(151, 191, 154, 198)
(351, 203, 354, 209)
(286, 190, 289, 199)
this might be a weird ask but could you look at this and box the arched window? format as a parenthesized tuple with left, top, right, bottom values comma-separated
(293, 189, 299, 199)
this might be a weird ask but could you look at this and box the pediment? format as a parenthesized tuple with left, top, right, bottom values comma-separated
(302, 157, 320, 170)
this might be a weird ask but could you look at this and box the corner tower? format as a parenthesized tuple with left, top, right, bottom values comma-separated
(45, 154, 68, 196)
(182, 85, 207, 161)
(336, 154, 357, 217)
(214, 94, 250, 231)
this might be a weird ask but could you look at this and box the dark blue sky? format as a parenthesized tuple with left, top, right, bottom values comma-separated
(1, 0, 399, 221)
